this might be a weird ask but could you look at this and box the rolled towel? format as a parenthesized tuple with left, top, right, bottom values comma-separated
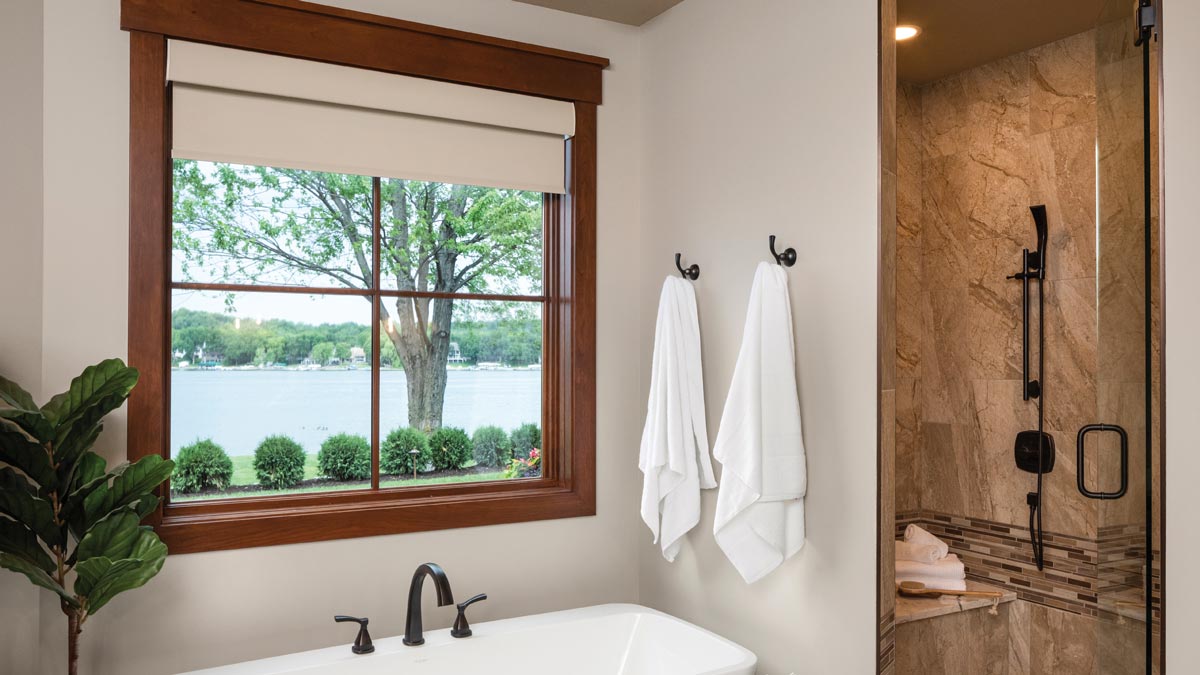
(904, 524, 949, 560)
(896, 540, 943, 564)
(896, 554, 965, 581)
(895, 576, 967, 592)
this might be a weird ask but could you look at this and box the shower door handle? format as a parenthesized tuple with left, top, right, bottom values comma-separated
(1076, 424, 1128, 500)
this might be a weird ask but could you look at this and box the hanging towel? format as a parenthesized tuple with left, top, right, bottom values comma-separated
(895, 540, 944, 564)
(712, 262, 807, 583)
(639, 276, 717, 561)
(896, 554, 966, 581)
(904, 524, 950, 560)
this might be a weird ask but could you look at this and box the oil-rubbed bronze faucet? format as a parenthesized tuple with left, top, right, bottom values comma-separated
(402, 563, 455, 646)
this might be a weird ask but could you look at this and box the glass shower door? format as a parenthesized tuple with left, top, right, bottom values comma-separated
(1090, 1, 1157, 672)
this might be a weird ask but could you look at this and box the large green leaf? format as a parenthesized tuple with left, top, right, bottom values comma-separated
(82, 456, 173, 526)
(0, 428, 55, 490)
(67, 451, 108, 498)
(76, 511, 141, 562)
(0, 552, 77, 607)
(75, 527, 167, 615)
(0, 374, 37, 411)
(0, 517, 55, 573)
(0, 407, 54, 444)
(0, 469, 61, 548)
(53, 414, 108, 469)
(41, 359, 138, 430)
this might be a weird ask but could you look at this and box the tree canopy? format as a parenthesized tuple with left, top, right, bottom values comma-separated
(172, 161, 544, 427)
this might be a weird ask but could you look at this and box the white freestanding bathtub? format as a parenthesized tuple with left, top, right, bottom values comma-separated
(181, 604, 756, 675)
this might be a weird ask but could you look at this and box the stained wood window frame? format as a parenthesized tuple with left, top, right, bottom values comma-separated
(123, 0, 605, 554)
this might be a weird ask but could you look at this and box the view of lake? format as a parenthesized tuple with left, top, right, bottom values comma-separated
(170, 369, 541, 457)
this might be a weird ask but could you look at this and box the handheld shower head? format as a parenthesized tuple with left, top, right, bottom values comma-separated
(1029, 204, 1048, 275)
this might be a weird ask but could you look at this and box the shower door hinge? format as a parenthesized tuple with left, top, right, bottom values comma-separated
(1135, 2, 1157, 46)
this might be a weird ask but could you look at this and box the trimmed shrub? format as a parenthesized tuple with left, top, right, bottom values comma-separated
(429, 427, 472, 471)
(472, 425, 512, 467)
(174, 438, 234, 493)
(510, 423, 542, 461)
(381, 427, 431, 476)
(317, 433, 370, 481)
(253, 435, 307, 489)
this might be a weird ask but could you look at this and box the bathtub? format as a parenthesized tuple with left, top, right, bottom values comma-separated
(181, 604, 756, 675)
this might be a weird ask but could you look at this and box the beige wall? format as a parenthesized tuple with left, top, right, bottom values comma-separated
(33, 0, 643, 672)
(1163, 0, 1200, 670)
(635, 1, 879, 673)
(1, 2, 45, 673)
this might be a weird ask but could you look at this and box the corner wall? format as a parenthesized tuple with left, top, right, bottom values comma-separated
(1162, 0, 1200, 670)
(636, 1, 879, 673)
(35, 1, 643, 672)
(0, 1, 44, 673)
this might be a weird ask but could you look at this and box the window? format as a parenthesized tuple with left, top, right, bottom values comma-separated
(124, 0, 606, 552)
(169, 162, 546, 502)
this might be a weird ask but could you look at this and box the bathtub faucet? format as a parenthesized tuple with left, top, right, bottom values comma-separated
(402, 562, 455, 646)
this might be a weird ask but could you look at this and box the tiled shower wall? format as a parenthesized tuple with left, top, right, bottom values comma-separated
(893, 18, 1159, 673)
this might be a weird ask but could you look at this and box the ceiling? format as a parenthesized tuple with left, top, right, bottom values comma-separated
(898, 0, 1127, 83)
(513, 0, 685, 26)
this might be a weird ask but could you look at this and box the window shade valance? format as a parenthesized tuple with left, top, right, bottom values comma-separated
(167, 40, 575, 193)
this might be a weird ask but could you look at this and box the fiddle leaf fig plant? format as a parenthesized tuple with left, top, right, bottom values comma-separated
(0, 358, 174, 675)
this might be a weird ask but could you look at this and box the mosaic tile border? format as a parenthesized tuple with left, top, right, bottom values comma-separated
(878, 609, 895, 674)
(895, 510, 1159, 630)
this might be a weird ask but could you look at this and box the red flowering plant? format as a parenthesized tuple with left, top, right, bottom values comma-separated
(503, 447, 541, 479)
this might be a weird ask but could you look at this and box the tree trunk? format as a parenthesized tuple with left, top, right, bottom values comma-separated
(386, 296, 454, 431)
(66, 607, 81, 675)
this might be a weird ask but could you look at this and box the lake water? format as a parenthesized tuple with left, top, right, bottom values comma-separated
(170, 369, 541, 457)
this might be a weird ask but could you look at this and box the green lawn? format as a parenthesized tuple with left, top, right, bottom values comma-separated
(171, 455, 506, 502)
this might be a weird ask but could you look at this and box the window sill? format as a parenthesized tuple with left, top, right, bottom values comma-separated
(155, 478, 594, 553)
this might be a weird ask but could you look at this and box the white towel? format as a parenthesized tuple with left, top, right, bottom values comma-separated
(639, 276, 717, 561)
(895, 540, 943, 564)
(712, 262, 806, 583)
(896, 577, 968, 592)
(896, 554, 965, 580)
(904, 524, 950, 560)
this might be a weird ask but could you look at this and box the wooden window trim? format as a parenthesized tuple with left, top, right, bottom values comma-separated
(124, 0, 603, 554)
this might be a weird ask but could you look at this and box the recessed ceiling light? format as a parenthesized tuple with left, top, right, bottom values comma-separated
(896, 25, 920, 41)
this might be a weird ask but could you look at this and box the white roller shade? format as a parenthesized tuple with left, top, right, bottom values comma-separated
(167, 41, 574, 193)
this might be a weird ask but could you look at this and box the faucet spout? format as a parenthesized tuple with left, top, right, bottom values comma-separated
(403, 563, 455, 646)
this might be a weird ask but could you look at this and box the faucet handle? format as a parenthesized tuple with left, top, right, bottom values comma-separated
(451, 594, 488, 638)
(334, 615, 375, 654)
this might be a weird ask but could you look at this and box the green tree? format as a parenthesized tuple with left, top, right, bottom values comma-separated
(310, 341, 335, 366)
(173, 162, 542, 429)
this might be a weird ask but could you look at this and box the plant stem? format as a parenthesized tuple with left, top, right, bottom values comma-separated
(67, 607, 81, 675)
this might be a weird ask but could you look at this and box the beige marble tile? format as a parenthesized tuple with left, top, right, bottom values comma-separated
(920, 154, 974, 291)
(1029, 30, 1097, 134)
(921, 74, 970, 159)
(1030, 122, 1099, 283)
(896, 245, 922, 379)
(881, 0, 896, 175)
(1043, 278, 1099, 435)
(897, 83, 923, 246)
(896, 376, 921, 513)
(1009, 599, 1031, 675)
(881, 389, 897, 619)
(882, 169, 898, 391)
(1041, 428, 1098, 539)
(1029, 604, 1098, 675)
(896, 601, 1009, 675)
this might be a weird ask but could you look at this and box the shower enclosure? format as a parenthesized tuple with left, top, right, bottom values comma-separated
(878, 0, 1161, 672)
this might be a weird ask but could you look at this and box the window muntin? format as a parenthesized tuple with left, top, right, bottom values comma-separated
(170, 160, 546, 503)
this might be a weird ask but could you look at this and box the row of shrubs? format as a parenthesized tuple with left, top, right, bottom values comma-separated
(174, 423, 542, 493)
